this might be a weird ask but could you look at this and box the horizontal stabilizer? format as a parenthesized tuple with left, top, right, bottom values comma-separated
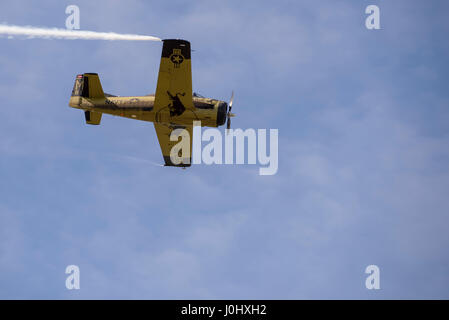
(84, 110, 102, 125)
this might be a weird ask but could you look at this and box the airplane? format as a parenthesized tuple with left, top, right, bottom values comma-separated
(68, 39, 235, 167)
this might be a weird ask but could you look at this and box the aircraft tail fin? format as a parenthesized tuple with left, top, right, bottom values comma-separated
(71, 73, 105, 99)
(71, 73, 104, 125)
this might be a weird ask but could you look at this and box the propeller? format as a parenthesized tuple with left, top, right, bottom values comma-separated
(226, 91, 235, 131)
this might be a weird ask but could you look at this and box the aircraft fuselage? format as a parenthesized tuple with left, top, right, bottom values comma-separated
(69, 94, 227, 128)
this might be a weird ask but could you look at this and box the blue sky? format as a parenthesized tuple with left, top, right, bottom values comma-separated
(0, 0, 448, 299)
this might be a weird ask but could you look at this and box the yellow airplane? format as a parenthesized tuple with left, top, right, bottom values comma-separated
(69, 39, 235, 167)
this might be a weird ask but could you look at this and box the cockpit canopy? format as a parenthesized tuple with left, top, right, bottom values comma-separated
(193, 92, 205, 98)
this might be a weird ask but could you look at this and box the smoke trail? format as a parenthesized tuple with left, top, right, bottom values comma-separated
(0, 24, 161, 41)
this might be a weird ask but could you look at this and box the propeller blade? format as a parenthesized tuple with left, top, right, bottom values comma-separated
(229, 91, 234, 112)
(226, 91, 234, 134)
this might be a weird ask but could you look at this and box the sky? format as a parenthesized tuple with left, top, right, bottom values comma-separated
(0, 0, 448, 299)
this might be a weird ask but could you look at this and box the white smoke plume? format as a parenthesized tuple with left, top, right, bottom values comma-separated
(0, 24, 161, 41)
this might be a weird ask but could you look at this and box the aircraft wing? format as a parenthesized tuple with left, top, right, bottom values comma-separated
(153, 123, 192, 167)
(154, 39, 195, 116)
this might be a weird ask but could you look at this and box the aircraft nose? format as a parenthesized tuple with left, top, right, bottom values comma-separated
(222, 102, 228, 112)
(216, 102, 227, 126)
